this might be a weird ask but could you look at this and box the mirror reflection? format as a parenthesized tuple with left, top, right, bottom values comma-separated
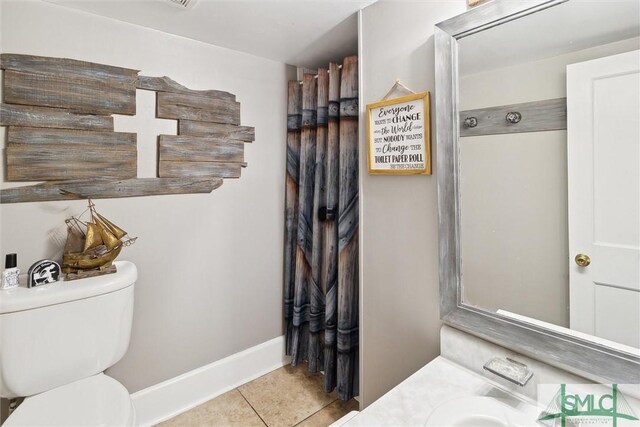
(457, 0, 640, 351)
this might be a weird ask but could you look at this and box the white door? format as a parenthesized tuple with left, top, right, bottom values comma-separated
(567, 50, 640, 349)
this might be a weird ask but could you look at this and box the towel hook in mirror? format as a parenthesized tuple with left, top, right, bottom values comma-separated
(464, 117, 478, 128)
(506, 111, 522, 124)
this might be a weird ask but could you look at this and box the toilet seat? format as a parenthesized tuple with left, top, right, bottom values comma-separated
(4, 373, 136, 427)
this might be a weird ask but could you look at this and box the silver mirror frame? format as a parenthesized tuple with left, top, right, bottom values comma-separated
(435, 0, 640, 383)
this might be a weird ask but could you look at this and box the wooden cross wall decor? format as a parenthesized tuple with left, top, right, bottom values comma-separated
(0, 54, 255, 203)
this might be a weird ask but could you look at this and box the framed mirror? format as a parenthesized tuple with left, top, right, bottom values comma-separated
(435, 0, 640, 383)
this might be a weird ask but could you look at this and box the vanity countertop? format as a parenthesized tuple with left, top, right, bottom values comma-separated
(336, 326, 640, 426)
(338, 356, 539, 426)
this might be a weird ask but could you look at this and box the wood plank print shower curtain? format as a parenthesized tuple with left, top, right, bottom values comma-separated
(284, 56, 359, 401)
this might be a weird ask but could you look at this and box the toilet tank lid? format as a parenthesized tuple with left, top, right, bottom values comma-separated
(0, 261, 137, 314)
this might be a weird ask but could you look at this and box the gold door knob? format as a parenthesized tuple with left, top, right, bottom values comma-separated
(575, 254, 591, 267)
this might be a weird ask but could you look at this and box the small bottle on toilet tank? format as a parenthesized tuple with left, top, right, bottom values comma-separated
(1, 253, 20, 290)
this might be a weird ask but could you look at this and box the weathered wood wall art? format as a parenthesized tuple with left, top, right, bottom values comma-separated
(6, 127, 137, 181)
(0, 54, 255, 203)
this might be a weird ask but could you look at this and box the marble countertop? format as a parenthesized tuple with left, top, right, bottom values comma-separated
(338, 356, 539, 426)
(334, 326, 640, 426)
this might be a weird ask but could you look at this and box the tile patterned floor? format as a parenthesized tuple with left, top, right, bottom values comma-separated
(158, 364, 359, 427)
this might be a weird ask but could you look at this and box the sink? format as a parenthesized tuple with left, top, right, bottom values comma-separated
(425, 396, 539, 427)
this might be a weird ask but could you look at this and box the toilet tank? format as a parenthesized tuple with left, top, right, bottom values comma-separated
(0, 261, 137, 398)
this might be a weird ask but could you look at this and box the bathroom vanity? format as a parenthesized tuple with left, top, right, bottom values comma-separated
(335, 327, 640, 426)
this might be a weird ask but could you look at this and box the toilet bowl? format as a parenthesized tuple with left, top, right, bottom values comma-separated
(0, 261, 137, 426)
(4, 374, 136, 427)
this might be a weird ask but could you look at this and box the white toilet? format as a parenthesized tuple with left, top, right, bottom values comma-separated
(0, 261, 138, 426)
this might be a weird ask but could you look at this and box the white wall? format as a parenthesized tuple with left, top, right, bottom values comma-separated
(359, 0, 466, 408)
(0, 0, 296, 393)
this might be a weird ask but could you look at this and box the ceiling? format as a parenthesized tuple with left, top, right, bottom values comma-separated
(45, 0, 377, 69)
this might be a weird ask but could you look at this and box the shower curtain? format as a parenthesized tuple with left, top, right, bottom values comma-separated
(283, 56, 359, 401)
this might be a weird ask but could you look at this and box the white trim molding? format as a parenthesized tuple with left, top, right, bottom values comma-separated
(131, 335, 290, 426)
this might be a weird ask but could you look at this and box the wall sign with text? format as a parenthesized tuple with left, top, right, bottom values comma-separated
(366, 92, 431, 175)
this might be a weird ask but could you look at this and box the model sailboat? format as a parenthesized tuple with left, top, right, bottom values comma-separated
(62, 200, 136, 279)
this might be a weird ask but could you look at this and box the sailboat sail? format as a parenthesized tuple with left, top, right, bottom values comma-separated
(83, 222, 104, 252)
(95, 212, 127, 240)
(94, 215, 121, 250)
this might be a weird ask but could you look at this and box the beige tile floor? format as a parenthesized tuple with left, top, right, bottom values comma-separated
(158, 364, 359, 427)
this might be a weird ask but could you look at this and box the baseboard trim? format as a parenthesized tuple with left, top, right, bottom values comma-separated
(131, 335, 290, 426)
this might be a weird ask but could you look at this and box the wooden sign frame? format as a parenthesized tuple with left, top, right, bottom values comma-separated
(468, 0, 490, 7)
(366, 92, 431, 175)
